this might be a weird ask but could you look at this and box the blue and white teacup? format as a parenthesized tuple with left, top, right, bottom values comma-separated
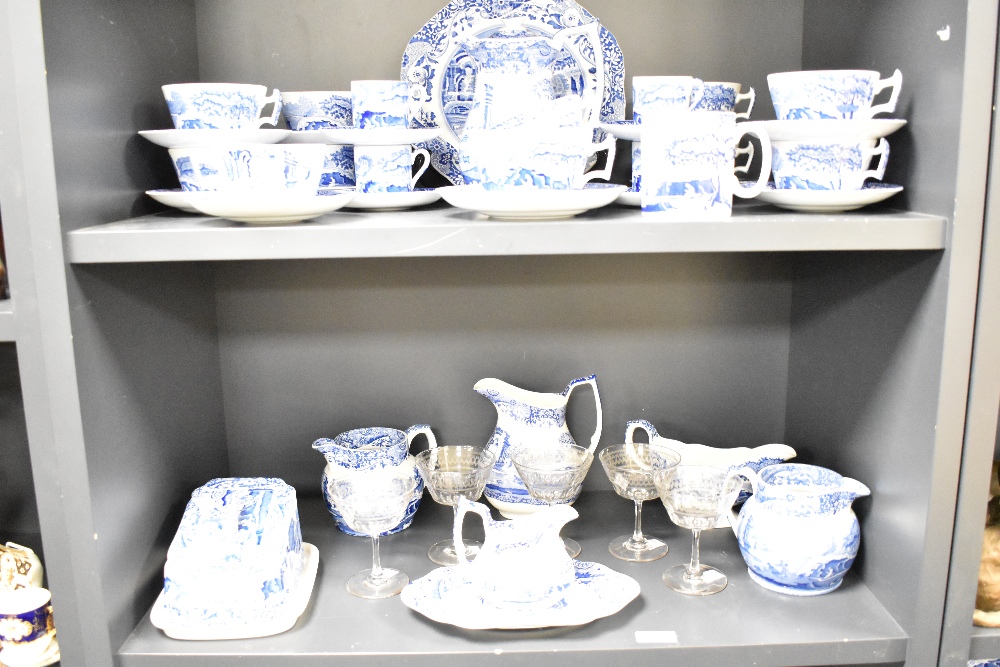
(168, 144, 327, 192)
(313, 425, 437, 536)
(281, 90, 353, 130)
(632, 76, 705, 124)
(351, 80, 410, 129)
(354, 144, 430, 193)
(767, 69, 903, 120)
(694, 82, 756, 120)
(0, 588, 55, 653)
(320, 146, 356, 188)
(641, 112, 772, 219)
(162, 83, 282, 130)
(460, 126, 616, 190)
(771, 138, 889, 190)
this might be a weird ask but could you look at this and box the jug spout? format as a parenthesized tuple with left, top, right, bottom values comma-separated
(311, 437, 339, 463)
(843, 477, 871, 500)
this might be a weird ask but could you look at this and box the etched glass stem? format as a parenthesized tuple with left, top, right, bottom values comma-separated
(448, 505, 460, 557)
(628, 500, 647, 549)
(686, 529, 702, 578)
(369, 535, 385, 584)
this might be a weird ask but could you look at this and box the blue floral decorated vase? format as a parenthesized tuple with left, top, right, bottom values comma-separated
(313, 425, 436, 535)
(475, 376, 602, 519)
(735, 463, 870, 596)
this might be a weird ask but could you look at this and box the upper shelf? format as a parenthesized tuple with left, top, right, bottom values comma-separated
(0, 300, 15, 342)
(66, 205, 947, 263)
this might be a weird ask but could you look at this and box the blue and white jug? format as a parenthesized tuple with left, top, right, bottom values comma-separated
(734, 463, 870, 596)
(475, 375, 602, 519)
(312, 425, 436, 536)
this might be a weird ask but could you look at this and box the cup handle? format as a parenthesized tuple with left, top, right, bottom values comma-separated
(688, 79, 705, 109)
(863, 138, 890, 181)
(563, 374, 603, 453)
(406, 424, 437, 451)
(256, 89, 283, 128)
(624, 419, 658, 444)
(410, 148, 431, 188)
(582, 134, 618, 184)
(732, 122, 771, 198)
(866, 69, 902, 118)
(734, 141, 754, 175)
(734, 86, 756, 121)
(454, 498, 492, 567)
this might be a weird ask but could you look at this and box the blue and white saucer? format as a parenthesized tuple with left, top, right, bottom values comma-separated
(599, 120, 641, 142)
(183, 190, 355, 224)
(400, 560, 639, 630)
(320, 128, 441, 146)
(756, 182, 903, 212)
(138, 128, 291, 148)
(755, 119, 906, 141)
(439, 184, 627, 220)
(343, 188, 442, 211)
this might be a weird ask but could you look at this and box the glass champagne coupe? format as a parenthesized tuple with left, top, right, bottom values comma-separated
(414, 446, 496, 566)
(510, 443, 594, 558)
(599, 442, 682, 561)
(330, 469, 417, 599)
(652, 464, 743, 595)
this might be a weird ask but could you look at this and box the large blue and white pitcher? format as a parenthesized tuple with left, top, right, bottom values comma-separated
(475, 375, 602, 518)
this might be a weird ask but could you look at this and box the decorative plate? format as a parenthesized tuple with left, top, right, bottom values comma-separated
(183, 191, 355, 224)
(146, 189, 199, 213)
(400, 560, 639, 630)
(150, 543, 318, 640)
(401, 0, 625, 185)
(138, 128, 291, 148)
(755, 119, 906, 142)
(320, 128, 442, 146)
(343, 188, 442, 211)
(439, 183, 627, 220)
(756, 182, 903, 213)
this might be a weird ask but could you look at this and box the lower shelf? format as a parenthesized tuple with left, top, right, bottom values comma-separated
(118, 492, 907, 666)
(971, 626, 1000, 660)
(0, 299, 14, 342)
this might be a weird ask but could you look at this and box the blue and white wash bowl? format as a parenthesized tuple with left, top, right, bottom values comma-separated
(162, 83, 282, 130)
(735, 463, 870, 596)
(771, 138, 889, 191)
(767, 69, 902, 120)
(312, 425, 437, 536)
(168, 144, 327, 193)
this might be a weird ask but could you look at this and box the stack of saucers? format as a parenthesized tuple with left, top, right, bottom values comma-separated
(755, 69, 906, 212)
(141, 82, 355, 224)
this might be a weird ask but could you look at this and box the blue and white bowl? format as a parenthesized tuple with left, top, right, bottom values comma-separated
(168, 144, 327, 193)
(162, 83, 282, 130)
(313, 425, 436, 536)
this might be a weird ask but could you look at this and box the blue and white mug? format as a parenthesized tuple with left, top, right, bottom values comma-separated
(168, 144, 327, 192)
(351, 80, 410, 129)
(771, 138, 889, 190)
(641, 112, 771, 219)
(320, 146, 356, 189)
(767, 69, 902, 120)
(354, 144, 430, 193)
(162, 83, 282, 130)
(281, 90, 353, 131)
(0, 588, 54, 650)
(694, 82, 756, 120)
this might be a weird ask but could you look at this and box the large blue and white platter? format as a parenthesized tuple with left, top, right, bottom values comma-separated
(401, 0, 625, 185)
(400, 560, 639, 630)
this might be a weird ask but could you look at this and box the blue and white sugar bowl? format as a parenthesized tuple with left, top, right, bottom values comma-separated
(734, 463, 870, 596)
(312, 425, 437, 536)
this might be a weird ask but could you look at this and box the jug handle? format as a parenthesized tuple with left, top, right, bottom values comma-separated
(735, 465, 761, 495)
(582, 134, 617, 184)
(564, 375, 602, 453)
(549, 22, 604, 123)
(454, 498, 493, 567)
(624, 419, 659, 444)
(405, 424, 438, 451)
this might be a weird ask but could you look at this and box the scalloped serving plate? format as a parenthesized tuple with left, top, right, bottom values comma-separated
(400, 560, 639, 630)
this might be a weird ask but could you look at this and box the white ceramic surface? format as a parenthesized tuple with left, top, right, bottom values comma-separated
(321, 128, 441, 146)
(150, 543, 318, 640)
(146, 190, 199, 213)
(343, 189, 442, 211)
(0, 633, 59, 667)
(439, 184, 626, 221)
(138, 129, 291, 148)
(281, 130, 334, 144)
(400, 559, 639, 629)
(755, 183, 903, 212)
(184, 191, 355, 223)
(755, 119, 906, 141)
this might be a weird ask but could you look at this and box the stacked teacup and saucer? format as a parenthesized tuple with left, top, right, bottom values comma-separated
(756, 69, 905, 212)
(0, 543, 59, 667)
(141, 82, 355, 223)
(317, 80, 443, 211)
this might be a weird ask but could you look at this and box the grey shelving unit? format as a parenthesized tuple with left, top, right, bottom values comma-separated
(1, 0, 999, 666)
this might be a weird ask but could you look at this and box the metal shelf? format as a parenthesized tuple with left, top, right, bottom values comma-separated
(66, 206, 947, 264)
(970, 626, 1000, 660)
(119, 492, 907, 666)
(0, 300, 14, 342)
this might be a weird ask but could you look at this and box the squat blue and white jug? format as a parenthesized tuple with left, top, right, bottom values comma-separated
(735, 463, 870, 596)
(312, 425, 436, 536)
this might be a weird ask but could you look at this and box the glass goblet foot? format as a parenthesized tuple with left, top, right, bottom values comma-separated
(609, 534, 668, 562)
(662, 562, 728, 595)
(347, 567, 409, 599)
(428, 538, 482, 566)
